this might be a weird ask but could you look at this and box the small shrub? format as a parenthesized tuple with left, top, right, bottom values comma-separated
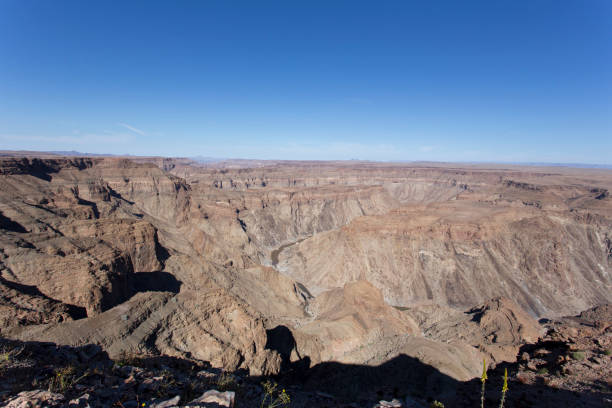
(0, 345, 23, 369)
(0, 350, 10, 375)
(48, 366, 75, 392)
(570, 351, 585, 361)
(260, 380, 290, 408)
(536, 367, 549, 375)
(429, 401, 445, 408)
(48, 365, 88, 393)
(216, 371, 238, 392)
(603, 349, 611, 356)
(116, 350, 142, 367)
(156, 369, 178, 397)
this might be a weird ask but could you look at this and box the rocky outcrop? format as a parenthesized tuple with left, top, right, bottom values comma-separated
(409, 297, 543, 364)
(5, 390, 65, 408)
(0, 277, 85, 328)
(294, 281, 420, 364)
(93, 159, 192, 225)
(0, 158, 184, 322)
(240, 185, 400, 251)
(224, 265, 311, 320)
(1, 240, 133, 316)
(10, 289, 282, 376)
(58, 219, 163, 273)
(469, 297, 542, 344)
(0, 157, 94, 178)
(451, 303, 612, 408)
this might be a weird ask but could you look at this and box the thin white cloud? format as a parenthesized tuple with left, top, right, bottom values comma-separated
(191, 140, 407, 161)
(117, 122, 146, 136)
(0, 133, 134, 145)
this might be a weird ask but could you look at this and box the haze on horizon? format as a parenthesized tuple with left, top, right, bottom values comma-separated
(1, 1, 610, 164)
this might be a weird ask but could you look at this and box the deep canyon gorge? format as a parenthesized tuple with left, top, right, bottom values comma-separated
(0, 154, 610, 407)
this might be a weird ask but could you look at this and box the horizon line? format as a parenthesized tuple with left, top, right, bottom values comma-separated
(1, 149, 611, 170)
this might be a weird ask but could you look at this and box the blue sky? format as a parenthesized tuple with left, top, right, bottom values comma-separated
(1, 1, 611, 163)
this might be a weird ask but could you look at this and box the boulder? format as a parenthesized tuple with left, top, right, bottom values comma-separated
(5, 390, 65, 408)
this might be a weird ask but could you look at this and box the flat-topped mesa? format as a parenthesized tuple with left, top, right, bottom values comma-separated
(0, 157, 95, 178)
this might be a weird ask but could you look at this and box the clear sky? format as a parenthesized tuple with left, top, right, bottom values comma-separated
(1, 1, 611, 163)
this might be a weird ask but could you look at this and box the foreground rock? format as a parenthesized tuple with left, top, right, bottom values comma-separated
(5, 390, 65, 408)
(450, 303, 612, 408)
(8, 289, 282, 376)
(185, 390, 235, 407)
(1, 302, 610, 408)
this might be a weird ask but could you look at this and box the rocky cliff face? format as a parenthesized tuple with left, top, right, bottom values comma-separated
(277, 203, 611, 316)
(0, 157, 284, 375)
(0, 158, 170, 317)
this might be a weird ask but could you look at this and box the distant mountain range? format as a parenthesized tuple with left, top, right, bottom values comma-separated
(0, 150, 610, 169)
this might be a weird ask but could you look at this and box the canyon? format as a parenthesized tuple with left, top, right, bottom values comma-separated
(0, 153, 611, 407)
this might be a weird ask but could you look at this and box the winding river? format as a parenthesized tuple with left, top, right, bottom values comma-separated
(270, 236, 309, 267)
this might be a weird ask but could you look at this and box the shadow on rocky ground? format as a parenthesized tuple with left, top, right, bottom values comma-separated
(0, 276, 88, 320)
(0, 212, 28, 233)
(132, 272, 182, 294)
(1, 334, 610, 408)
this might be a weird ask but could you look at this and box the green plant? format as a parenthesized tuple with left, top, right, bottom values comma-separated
(498, 368, 508, 408)
(0, 345, 23, 369)
(536, 367, 549, 375)
(570, 351, 585, 361)
(48, 365, 89, 393)
(116, 350, 142, 367)
(478, 361, 512, 408)
(260, 380, 290, 408)
(216, 371, 238, 392)
(429, 401, 445, 408)
(49, 366, 75, 392)
(480, 359, 488, 408)
(0, 351, 9, 364)
(156, 369, 178, 398)
(603, 349, 611, 356)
